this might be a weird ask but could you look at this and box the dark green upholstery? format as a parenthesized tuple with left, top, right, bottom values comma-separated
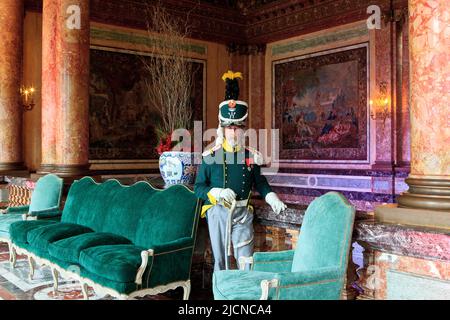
(11, 177, 201, 296)
(48, 232, 131, 265)
(26, 223, 93, 252)
(80, 268, 138, 295)
(213, 192, 355, 300)
(5, 206, 29, 215)
(9, 220, 58, 245)
(79, 244, 145, 283)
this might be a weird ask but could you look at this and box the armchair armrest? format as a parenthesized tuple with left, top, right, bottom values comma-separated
(252, 250, 295, 272)
(274, 267, 341, 286)
(135, 237, 195, 285)
(6, 205, 30, 215)
(23, 206, 62, 220)
(259, 267, 342, 300)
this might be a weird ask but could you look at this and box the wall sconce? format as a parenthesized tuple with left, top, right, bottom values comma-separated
(369, 81, 390, 125)
(19, 86, 36, 111)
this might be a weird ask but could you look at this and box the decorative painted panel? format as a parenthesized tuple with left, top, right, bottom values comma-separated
(273, 43, 369, 162)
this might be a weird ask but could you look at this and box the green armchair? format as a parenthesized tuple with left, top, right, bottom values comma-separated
(0, 174, 63, 261)
(213, 192, 355, 300)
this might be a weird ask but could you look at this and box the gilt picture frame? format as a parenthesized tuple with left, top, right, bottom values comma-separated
(272, 43, 370, 163)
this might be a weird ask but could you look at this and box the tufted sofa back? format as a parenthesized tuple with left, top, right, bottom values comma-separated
(61, 177, 200, 248)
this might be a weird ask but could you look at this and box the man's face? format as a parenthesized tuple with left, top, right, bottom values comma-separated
(224, 125, 245, 146)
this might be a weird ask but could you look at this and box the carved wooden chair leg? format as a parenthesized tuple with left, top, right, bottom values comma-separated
(9, 244, 17, 268)
(182, 280, 191, 300)
(81, 283, 90, 300)
(51, 268, 59, 293)
(28, 256, 36, 280)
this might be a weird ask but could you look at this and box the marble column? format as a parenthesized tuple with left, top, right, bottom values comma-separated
(39, 0, 90, 176)
(397, 0, 450, 211)
(0, 1, 25, 172)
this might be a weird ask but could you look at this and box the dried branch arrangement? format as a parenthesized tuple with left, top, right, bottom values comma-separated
(142, 2, 193, 151)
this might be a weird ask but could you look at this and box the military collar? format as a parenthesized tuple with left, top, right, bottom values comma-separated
(222, 139, 242, 153)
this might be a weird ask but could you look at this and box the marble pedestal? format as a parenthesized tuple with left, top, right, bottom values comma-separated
(375, 204, 450, 230)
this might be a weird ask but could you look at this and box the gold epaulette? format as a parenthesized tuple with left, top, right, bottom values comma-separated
(202, 144, 221, 157)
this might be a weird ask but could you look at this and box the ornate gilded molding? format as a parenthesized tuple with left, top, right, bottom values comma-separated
(226, 43, 266, 55)
(271, 22, 368, 56)
(25, 0, 408, 45)
(91, 27, 208, 55)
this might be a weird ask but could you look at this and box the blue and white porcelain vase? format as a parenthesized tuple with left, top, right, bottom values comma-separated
(159, 151, 202, 187)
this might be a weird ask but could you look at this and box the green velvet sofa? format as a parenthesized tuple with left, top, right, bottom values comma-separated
(0, 174, 63, 264)
(10, 177, 201, 300)
(213, 192, 355, 300)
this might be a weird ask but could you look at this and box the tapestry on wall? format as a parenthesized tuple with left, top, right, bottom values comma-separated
(89, 47, 205, 160)
(273, 43, 368, 162)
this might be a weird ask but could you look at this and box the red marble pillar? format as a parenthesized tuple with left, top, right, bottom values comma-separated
(40, 0, 90, 176)
(0, 1, 25, 171)
(398, 0, 450, 210)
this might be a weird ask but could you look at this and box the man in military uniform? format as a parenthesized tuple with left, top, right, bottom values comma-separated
(195, 71, 287, 271)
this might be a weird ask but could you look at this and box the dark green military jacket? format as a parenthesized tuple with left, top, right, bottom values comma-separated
(194, 142, 272, 217)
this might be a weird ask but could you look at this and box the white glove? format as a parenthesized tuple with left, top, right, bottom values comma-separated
(216, 126, 224, 146)
(209, 187, 236, 204)
(265, 192, 287, 214)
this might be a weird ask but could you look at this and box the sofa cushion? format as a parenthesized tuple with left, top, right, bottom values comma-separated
(27, 223, 93, 252)
(9, 220, 58, 245)
(79, 244, 146, 283)
(213, 270, 279, 300)
(48, 232, 132, 265)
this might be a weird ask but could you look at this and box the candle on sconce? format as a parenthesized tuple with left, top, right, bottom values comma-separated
(19, 86, 36, 111)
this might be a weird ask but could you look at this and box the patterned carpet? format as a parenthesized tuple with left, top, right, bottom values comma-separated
(0, 243, 212, 300)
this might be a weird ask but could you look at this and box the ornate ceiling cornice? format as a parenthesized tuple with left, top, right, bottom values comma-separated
(25, 0, 408, 46)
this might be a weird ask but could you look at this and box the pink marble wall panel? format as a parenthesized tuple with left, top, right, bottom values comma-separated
(356, 221, 450, 261)
(373, 251, 450, 299)
(0, 1, 23, 164)
(399, 18, 411, 165)
(374, 23, 394, 164)
(408, 0, 450, 178)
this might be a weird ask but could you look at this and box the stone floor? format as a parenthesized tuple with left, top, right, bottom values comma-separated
(0, 243, 213, 300)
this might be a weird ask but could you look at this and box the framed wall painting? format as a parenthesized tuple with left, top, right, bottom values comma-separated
(272, 43, 370, 163)
(89, 45, 206, 161)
